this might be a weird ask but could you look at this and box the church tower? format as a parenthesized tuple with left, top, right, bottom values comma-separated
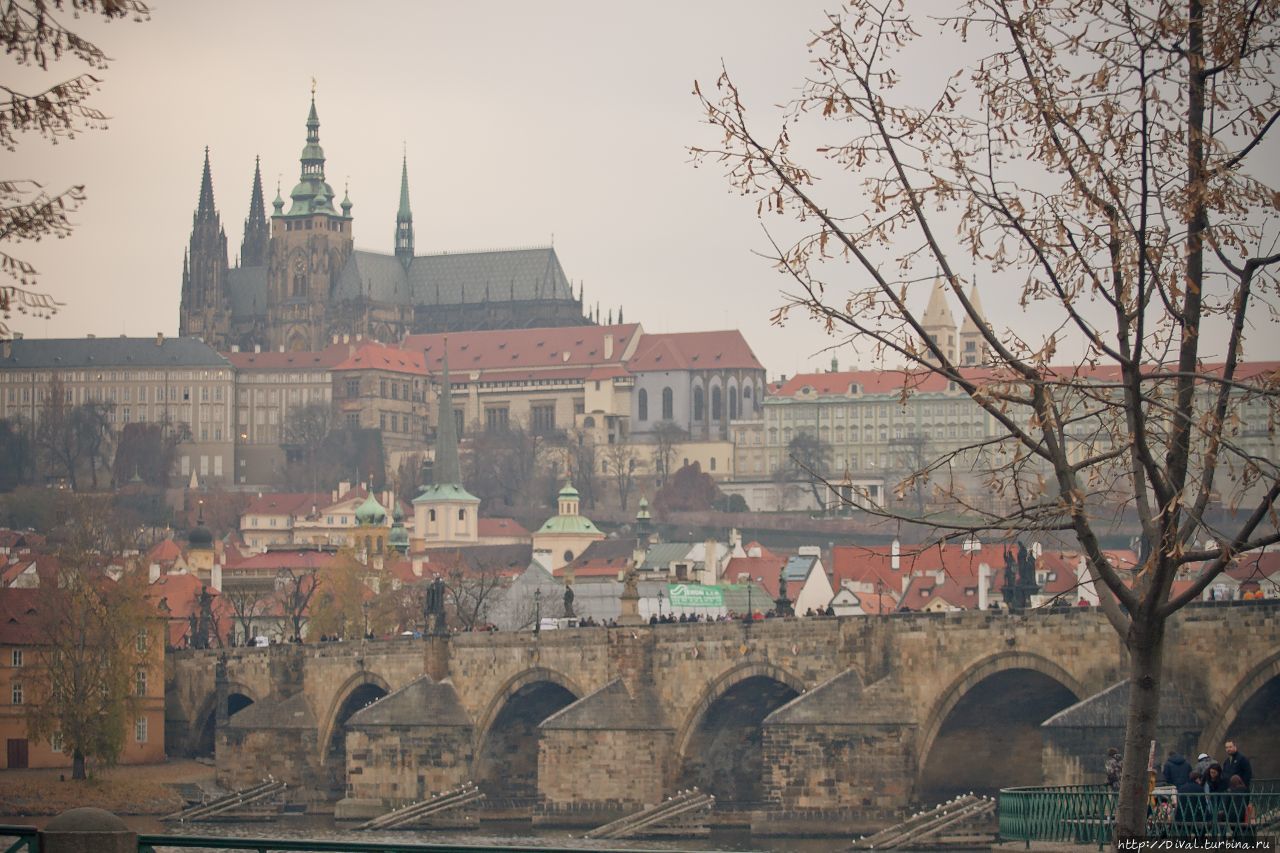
(240, 156, 269, 267)
(958, 284, 991, 366)
(180, 148, 231, 348)
(920, 276, 957, 365)
(412, 341, 480, 549)
(265, 91, 355, 351)
(394, 155, 414, 264)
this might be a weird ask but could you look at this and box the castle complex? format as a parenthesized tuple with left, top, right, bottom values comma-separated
(179, 95, 591, 353)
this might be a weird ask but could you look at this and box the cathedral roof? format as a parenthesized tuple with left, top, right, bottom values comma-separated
(405, 323, 639, 377)
(332, 246, 576, 308)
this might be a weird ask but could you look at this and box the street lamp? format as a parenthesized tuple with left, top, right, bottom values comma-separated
(746, 576, 763, 621)
(534, 588, 541, 635)
(658, 588, 664, 619)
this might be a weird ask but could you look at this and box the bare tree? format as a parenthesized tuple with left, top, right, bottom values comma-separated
(604, 441, 639, 511)
(787, 432, 833, 510)
(1, 0, 150, 339)
(444, 566, 509, 631)
(223, 587, 270, 646)
(694, 0, 1280, 840)
(565, 428, 600, 509)
(274, 566, 318, 643)
(650, 421, 687, 488)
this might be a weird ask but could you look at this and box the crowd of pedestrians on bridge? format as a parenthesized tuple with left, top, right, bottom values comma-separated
(1107, 740, 1258, 840)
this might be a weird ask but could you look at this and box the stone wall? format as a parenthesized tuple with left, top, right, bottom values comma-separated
(539, 729, 673, 810)
(345, 726, 473, 804)
(762, 722, 915, 813)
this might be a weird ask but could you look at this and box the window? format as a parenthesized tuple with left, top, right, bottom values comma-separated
(50, 731, 63, 753)
(710, 457, 717, 471)
(485, 407, 509, 432)
(638, 389, 648, 421)
(11, 683, 22, 705)
(345, 379, 359, 397)
(380, 379, 388, 398)
(661, 387, 673, 420)
(428, 509, 436, 522)
(711, 386, 722, 421)
(531, 404, 556, 435)
(457, 508, 466, 522)
(135, 717, 148, 743)
(729, 388, 739, 420)
(693, 386, 705, 421)
(10, 649, 21, 667)
(346, 413, 360, 429)
(135, 629, 147, 653)
(136, 669, 147, 697)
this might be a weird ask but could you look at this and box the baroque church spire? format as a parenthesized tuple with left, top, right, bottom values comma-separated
(240, 155, 269, 267)
(432, 339, 460, 485)
(395, 154, 414, 262)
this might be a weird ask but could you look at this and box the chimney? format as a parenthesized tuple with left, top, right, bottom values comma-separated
(891, 537, 900, 571)
(702, 537, 720, 583)
(343, 334, 350, 344)
(155, 332, 164, 346)
(211, 559, 222, 593)
(148, 562, 160, 583)
(230, 344, 240, 353)
(254, 344, 261, 353)
(533, 549, 553, 573)
(748, 544, 762, 558)
(729, 528, 742, 553)
(603, 334, 614, 360)
(978, 563, 990, 610)
(278, 345, 284, 353)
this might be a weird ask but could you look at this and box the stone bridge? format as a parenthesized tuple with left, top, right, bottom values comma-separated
(165, 601, 1280, 820)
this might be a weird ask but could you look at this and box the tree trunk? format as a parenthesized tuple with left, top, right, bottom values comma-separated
(1114, 616, 1166, 844)
(72, 748, 86, 780)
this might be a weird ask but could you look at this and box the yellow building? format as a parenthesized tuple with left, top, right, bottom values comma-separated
(532, 483, 605, 571)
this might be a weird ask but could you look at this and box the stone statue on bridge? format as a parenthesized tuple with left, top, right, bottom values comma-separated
(425, 574, 448, 636)
(1001, 542, 1040, 610)
(563, 583, 575, 619)
(775, 565, 794, 617)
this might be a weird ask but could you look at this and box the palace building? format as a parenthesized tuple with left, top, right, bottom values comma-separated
(180, 94, 592, 353)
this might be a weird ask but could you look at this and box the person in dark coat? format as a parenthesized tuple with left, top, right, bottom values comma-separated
(1223, 740, 1253, 790)
(1162, 751, 1192, 787)
(1105, 747, 1122, 790)
(1204, 763, 1229, 793)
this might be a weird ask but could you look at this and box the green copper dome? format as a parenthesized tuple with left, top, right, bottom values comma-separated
(558, 483, 581, 500)
(355, 493, 387, 525)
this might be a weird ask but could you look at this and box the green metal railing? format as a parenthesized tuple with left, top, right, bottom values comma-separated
(999, 780, 1279, 848)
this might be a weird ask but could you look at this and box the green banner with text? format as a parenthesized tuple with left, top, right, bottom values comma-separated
(667, 584, 724, 608)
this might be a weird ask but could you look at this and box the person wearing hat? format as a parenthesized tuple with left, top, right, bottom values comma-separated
(1195, 751, 1214, 778)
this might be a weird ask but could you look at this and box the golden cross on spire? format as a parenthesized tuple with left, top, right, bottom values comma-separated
(310, 76, 317, 95)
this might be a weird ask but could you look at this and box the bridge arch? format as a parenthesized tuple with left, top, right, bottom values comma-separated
(673, 661, 807, 803)
(191, 682, 259, 758)
(472, 667, 584, 800)
(1199, 648, 1280, 778)
(317, 671, 392, 762)
(915, 651, 1083, 800)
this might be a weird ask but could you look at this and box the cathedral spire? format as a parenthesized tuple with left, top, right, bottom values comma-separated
(286, 89, 336, 216)
(433, 339, 460, 486)
(197, 147, 216, 220)
(395, 154, 414, 262)
(240, 155, 269, 267)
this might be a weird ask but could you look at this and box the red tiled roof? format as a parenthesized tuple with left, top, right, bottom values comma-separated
(724, 555, 787, 598)
(333, 341, 428, 376)
(405, 324, 639, 377)
(1225, 550, 1280, 581)
(626, 330, 764, 372)
(242, 492, 329, 518)
(223, 344, 351, 370)
(147, 573, 219, 619)
(147, 538, 183, 564)
(478, 517, 531, 539)
(770, 361, 1280, 399)
(223, 550, 340, 573)
(0, 588, 43, 644)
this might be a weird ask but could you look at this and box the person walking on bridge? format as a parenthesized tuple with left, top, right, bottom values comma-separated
(1223, 740, 1252, 791)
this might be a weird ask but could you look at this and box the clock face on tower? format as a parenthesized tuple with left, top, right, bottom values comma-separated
(293, 257, 305, 274)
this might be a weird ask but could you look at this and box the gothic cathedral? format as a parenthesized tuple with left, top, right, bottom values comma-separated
(180, 95, 592, 352)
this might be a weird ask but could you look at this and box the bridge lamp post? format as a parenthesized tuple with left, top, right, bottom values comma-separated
(534, 588, 541, 635)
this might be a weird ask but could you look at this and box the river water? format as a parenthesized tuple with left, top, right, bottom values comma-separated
(5, 814, 851, 852)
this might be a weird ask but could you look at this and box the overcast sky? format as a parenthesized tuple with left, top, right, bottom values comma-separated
(11, 1, 1279, 376)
